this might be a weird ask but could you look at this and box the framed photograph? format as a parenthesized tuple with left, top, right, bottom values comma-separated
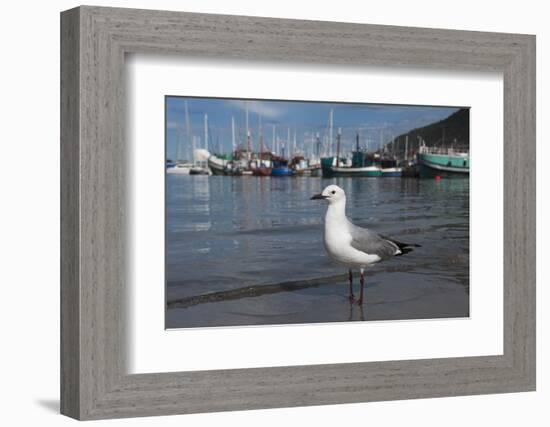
(61, 6, 535, 420)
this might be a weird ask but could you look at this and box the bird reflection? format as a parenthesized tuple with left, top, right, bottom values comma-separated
(348, 297, 365, 321)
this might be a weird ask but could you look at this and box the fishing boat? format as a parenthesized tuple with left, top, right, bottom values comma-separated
(253, 127, 272, 176)
(380, 158, 403, 177)
(290, 156, 310, 176)
(321, 151, 382, 177)
(250, 157, 272, 176)
(208, 153, 231, 175)
(381, 167, 402, 177)
(322, 163, 382, 177)
(252, 162, 272, 176)
(321, 131, 383, 177)
(418, 145, 469, 178)
(271, 158, 292, 176)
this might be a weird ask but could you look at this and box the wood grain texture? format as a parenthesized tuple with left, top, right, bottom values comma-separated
(60, 7, 80, 419)
(60, 6, 536, 420)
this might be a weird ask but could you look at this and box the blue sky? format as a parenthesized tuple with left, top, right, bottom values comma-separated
(166, 97, 460, 160)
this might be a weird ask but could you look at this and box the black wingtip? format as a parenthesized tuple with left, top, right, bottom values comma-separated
(396, 247, 414, 256)
(379, 234, 421, 257)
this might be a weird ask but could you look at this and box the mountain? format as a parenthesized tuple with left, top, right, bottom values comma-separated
(382, 108, 470, 157)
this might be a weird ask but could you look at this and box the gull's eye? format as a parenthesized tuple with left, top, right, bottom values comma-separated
(331, 190, 336, 195)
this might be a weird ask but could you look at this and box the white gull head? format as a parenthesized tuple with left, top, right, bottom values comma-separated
(310, 184, 346, 206)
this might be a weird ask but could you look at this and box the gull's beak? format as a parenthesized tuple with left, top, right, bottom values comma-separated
(311, 193, 328, 200)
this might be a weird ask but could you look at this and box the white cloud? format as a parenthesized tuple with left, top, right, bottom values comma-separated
(226, 99, 285, 120)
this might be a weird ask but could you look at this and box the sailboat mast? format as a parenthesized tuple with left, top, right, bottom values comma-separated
(316, 133, 320, 157)
(287, 127, 290, 159)
(184, 100, 191, 161)
(258, 114, 263, 164)
(175, 118, 182, 162)
(405, 135, 409, 161)
(245, 101, 251, 159)
(245, 101, 249, 134)
(336, 128, 341, 167)
(192, 136, 197, 166)
(204, 113, 208, 151)
(231, 116, 236, 154)
(272, 124, 276, 154)
(329, 109, 334, 157)
(396, 136, 400, 159)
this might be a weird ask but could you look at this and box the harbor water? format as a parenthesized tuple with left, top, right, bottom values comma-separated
(166, 175, 469, 328)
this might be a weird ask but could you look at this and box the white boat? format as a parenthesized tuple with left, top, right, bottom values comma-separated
(189, 166, 210, 175)
(167, 163, 193, 175)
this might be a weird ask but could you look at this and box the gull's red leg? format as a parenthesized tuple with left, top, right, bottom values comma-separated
(348, 269, 355, 302)
(358, 268, 365, 305)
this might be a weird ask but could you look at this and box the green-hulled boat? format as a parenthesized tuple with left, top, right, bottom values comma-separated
(208, 153, 232, 175)
(321, 151, 382, 178)
(418, 146, 469, 178)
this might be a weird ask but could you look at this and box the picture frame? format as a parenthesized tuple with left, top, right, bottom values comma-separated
(60, 5, 536, 420)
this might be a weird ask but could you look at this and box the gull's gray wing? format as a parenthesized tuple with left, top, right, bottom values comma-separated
(347, 221, 401, 260)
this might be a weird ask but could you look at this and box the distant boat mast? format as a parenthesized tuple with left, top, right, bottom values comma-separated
(329, 108, 334, 156)
(192, 135, 197, 166)
(287, 127, 291, 158)
(184, 100, 192, 162)
(336, 128, 342, 167)
(175, 111, 183, 162)
(258, 114, 264, 163)
(316, 133, 321, 158)
(231, 116, 236, 153)
(272, 124, 276, 155)
(204, 113, 208, 151)
(245, 101, 251, 158)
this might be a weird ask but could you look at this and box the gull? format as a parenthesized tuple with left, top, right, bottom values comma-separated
(311, 184, 420, 305)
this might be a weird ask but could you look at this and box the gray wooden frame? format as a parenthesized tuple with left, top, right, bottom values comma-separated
(60, 5, 536, 420)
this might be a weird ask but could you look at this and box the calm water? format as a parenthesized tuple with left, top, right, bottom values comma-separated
(166, 175, 469, 328)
